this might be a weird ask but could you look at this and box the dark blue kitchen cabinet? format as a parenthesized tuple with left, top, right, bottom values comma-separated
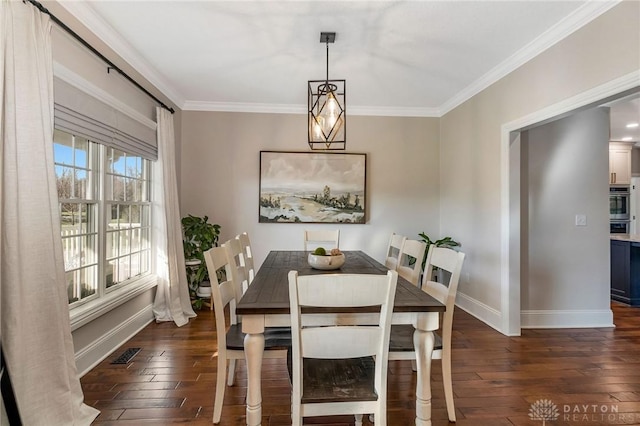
(611, 240, 640, 306)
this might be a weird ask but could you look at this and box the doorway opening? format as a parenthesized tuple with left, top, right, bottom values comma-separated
(502, 72, 639, 335)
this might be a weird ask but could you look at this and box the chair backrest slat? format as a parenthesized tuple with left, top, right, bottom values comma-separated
(396, 239, 427, 287)
(385, 233, 406, 270)
(422, 247, 465, 304)
(203, 246, 238, 348)
(301, 326, 383, 359)
(303, 229, 340, 252)
(421, 246, 466, 330)
(237, 232, 255, 284)
(224, 238, 250, 296)
(295, 273, 392, 308)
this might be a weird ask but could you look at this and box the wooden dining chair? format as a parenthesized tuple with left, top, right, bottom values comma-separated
(236, 232, 255, 286)
(303, 229, 340, 252)
(396, 239, 427, 287)
(387, 246, 465, 423)
(203, 246, 291, 424)
(384, 233, 406, 270)
(288, 270, 398, 426)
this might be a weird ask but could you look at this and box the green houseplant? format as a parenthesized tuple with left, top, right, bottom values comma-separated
(182, 214, 221, 309)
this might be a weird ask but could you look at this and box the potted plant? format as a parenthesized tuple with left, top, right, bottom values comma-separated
(182, 214, 221, 309)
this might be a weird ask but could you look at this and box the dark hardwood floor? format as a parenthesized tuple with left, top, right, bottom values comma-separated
(81, 302, 640, 425)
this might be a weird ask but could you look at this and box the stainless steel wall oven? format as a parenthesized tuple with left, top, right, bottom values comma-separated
(610, 186, 630, 221)
(611, 220, 630, 234)
(610, 186, 631, 234)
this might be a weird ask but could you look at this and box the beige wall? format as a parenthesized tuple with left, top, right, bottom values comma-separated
(440, 1, 639, 331)
(180, 113, 440, 267)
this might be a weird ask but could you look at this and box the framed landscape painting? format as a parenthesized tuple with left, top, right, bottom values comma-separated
(259, 151, 366, 223)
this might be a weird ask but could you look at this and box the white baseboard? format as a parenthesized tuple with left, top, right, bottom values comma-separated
(456, 293, 616, 332)
(521, 309, 614, 329)
(455, 292, 505, 334)
(74, 304, 155, 377)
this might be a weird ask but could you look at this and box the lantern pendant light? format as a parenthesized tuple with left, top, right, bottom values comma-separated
(308, 32, 346, 150)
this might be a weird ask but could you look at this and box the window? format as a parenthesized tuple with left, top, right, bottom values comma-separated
(54, 129, 151, 307)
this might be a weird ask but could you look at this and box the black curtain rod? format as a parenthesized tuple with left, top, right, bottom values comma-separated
(25, 0, 175, 114)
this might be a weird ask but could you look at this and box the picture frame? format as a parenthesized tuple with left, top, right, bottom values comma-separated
(259, 151, 366, 223)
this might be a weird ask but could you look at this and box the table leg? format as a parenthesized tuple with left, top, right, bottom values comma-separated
(244, 332, 265, 426)
(413, 328, 435, 426)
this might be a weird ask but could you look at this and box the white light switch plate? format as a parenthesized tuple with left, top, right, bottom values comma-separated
(575, 214, 587, 226)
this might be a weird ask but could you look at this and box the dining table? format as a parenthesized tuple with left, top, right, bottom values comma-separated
(236, 250, 446, 426)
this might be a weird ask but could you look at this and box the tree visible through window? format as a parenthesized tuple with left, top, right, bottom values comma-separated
(53, 129, 151, 306)
(105, 147, 151, 289)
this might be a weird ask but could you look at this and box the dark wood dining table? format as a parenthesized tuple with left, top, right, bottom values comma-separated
(236, 250, 445, 426)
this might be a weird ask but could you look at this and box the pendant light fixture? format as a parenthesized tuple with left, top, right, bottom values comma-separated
(308, 32, 346, 150)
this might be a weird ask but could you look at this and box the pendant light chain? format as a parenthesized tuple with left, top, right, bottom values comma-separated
(326, 40, 330, 86)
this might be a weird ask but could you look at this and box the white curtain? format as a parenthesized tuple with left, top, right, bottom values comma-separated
(152, 107, 196, 326)
(0, 1, 99, 424)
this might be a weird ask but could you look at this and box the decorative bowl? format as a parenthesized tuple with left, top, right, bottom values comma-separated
(308, 253, 345, 270)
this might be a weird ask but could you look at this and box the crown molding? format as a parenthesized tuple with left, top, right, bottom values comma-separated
(348, 105, 440, 117)
(182, 101, 440, 117)
(56, 1, 185, 110)
(183, 101, 305, 114)
(438, 0, 621, 116)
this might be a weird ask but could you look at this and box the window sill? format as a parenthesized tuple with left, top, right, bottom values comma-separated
(69, 274, 158, 331)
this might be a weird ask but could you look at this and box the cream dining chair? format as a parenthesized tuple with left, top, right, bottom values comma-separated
(204, 236, 251, 311)
(387, 245, 465, 423)
(395, 238, 427, 287)
(203, 245, 291, 424)
(384, 233, 406, 270)
(303, 229, 340, 252)
(288, 270, 398, 426)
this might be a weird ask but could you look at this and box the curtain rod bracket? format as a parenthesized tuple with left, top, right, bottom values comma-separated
(25, 0, 175, 114)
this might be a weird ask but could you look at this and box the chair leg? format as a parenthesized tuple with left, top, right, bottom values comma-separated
(354, 414, 363, 426)
(371, 410, 385, 425)
(227, 358, 236, 386)
(213, 356, 227, 424)
(291, 403, 301, 426)
(442, 354, 456, 422)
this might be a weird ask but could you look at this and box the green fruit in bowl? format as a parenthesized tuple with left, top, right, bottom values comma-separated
(313, 247, 326, 255)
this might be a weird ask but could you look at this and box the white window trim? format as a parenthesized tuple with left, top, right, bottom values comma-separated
(70, 274, 158, 331)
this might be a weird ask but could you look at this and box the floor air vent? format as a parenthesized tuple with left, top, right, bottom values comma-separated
(111, 347, 141, 364)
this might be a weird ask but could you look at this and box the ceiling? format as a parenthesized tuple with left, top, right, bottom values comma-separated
(57, 1, 637, 139)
